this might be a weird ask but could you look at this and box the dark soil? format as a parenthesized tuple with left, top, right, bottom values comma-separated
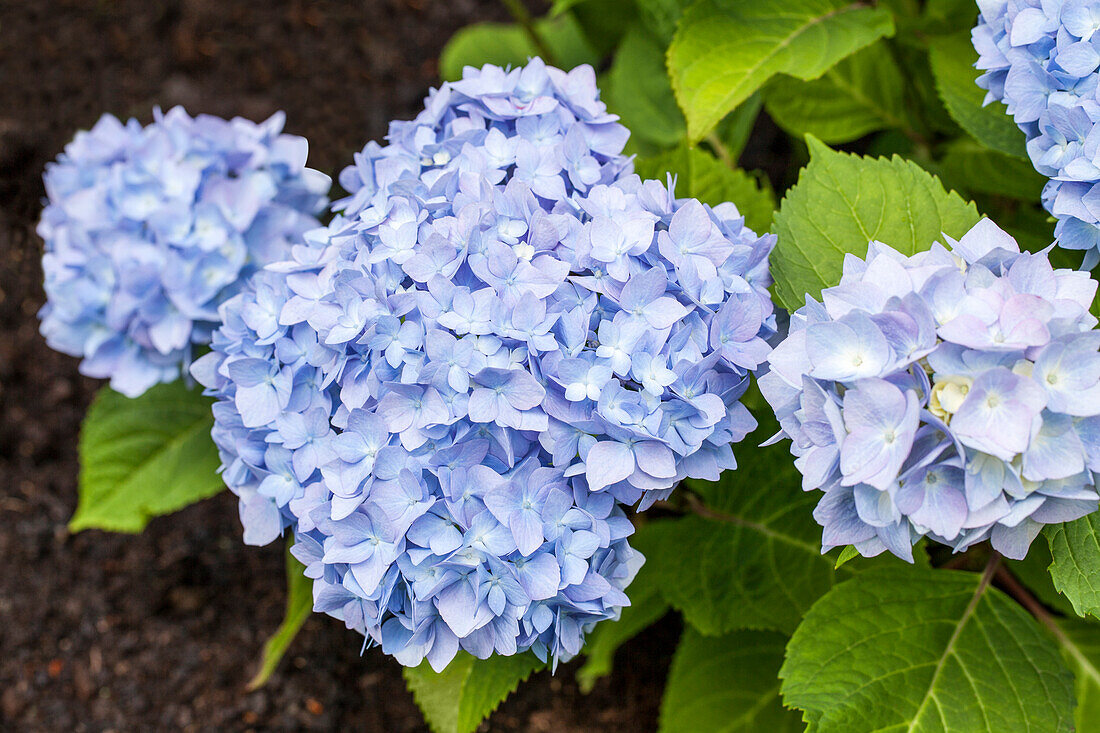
(0, 1, 677, 730)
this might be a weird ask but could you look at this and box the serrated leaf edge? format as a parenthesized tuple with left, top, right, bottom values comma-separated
(770, 135, 979, 311)
(927, 36, 1028, 161)
(404, 654, 543, 733)
(1046, 517, 1100, 620)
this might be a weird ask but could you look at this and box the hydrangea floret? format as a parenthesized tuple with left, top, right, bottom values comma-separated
(760, 219, 1100, 562)
(974, 0, 1100, 265)
(38, 107, 330, 397)
(194, 58, 777, 669)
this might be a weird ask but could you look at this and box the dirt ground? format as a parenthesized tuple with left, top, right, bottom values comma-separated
(0, 1, 677, 729)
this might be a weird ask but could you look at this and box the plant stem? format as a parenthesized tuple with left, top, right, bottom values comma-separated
(998, 562, 1100, 700)
(500, 0, 557, 67)
(705, 131, 734, 168)
(978, 551, 1001, 594)
(998, 563, 1100, 698)
(682, 489, 725, 521)
(995, 563, 1061, 633)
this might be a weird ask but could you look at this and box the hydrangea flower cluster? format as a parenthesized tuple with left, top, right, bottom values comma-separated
(38, 107, 330, 397)
(194, 59, 777, 669)
(760, 219, 1100, 562)
(974, 0, 1100, 266)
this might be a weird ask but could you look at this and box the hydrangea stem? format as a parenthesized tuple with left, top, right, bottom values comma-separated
(704, 131, 734, 169)
(998, 563, 1100, 686)
(995, 561, 1060, 632)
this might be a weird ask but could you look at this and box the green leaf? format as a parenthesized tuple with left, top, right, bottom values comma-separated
(643, 430, 845, 634)
(896, 41, 961, 137)
(642, 509, 833, 636)
(877, 0, 921, 26)
(770, 136, 980, 311)
(834, 545, 860, 569)
(715, 91, 763, 163)
(646, 383, 916, 636)
(928, 33, 1028, 159)
(932, 138, 1045, 200)
(569, 0, 638, 56)
(576, 523, 670, 692)
(71, 381, 224, 533)
(1047, 514, 1100, 620)
(404, 652, 544, 733)
(764, 41, 909, 144)
(668, 0, 895, 142)
(635, 0, 693, 43)
(884, 0, 978, 42)
(438, 16, 598, 83)
(634, 144, 776, 234)
(248, 543, 314, 689)
(780, 566, 1076, 732)
(914, 0, 978, 37)
(658, 628, 802, 733)
(604, 24, 685, 149)
(864, 128, 918, 159)
(1005, 539, 1079, 617)
(1053, 617, 1100, 730)
(1004, 548, 1100, 729)
(550, 0, 589, 14)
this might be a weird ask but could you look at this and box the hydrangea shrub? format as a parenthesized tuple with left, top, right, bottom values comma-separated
(975, 0, 1100, 264)
(193, 58, 776, 669)
(761, 218, 1100, 561)
(34, 0, 1100, 730)
(38, 107, 330, 397)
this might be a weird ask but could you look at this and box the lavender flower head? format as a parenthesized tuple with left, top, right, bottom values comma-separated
(38, 107, 330, 397)
(974, 0, 1100, 265)
(760, 219, 1100, 562)
(194, 59, 776, 669)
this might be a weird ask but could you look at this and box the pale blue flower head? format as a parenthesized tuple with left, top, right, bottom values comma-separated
(761, 219, 1100, 562)
(974, 0, 1100, 265)
(38, 107, 330, 396)
(195, 60, 775, 669)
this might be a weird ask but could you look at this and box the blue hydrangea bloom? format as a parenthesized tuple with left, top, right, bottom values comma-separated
(38, 107, 330, 397)
(974, 0, 1100, 266)
(194, 59, 776, 669)
(760, 219, 1100, 562)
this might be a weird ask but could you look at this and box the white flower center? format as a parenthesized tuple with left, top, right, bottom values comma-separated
(929, 375, 973, 423)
